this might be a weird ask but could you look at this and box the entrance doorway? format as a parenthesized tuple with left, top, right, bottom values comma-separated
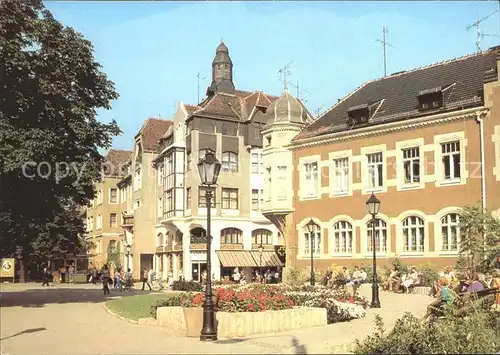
(191, 261, 207, 282)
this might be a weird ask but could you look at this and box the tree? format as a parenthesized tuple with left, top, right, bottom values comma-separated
(458, 205, 500, 276)
(107, 240, 121, 271)
(0, 0, 121, 278)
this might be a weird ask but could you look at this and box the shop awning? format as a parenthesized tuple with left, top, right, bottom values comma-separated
(216, 250, 259, 267)
(251, 251, 284, 267)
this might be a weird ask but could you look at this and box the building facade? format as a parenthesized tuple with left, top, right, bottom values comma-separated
(85, 149, 131, 269)
(151, 42, 284, 282)
(116, 118, 172, 279)
(272, 46, 500, 272)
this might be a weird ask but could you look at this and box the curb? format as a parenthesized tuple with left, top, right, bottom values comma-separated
(102, 302, 138, 324)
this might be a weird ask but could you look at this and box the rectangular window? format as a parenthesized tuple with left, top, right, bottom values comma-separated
(157, 197, 163, 219)
(402, 147, 420, 184)
(165, 190, 173, 212)
(367, 152, 383, 188)
(333, 158, 349, 193)
(158, 164, 164, 185)
(222, 188, 238, 209)
(251, 153, 259, 174)
(198, 187, 216, 208)
(277, 166, 287, 199)
(186, 152, 191, 171)
(120, 188, 127, 202)
(441, 141, 461, 180)
(109, 213, 117, 228)
(134, 168, 142, 191)
(109, 188, 118, 203)
(186, 187, 191, 209)
(254, 127, 261, 139)
(303, 162, 318, 197)
(166, 156, 173, 176)
(252, 189, 259, 210)
(222, 152, 238, 172)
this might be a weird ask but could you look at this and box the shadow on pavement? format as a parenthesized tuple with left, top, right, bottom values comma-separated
(215, 335, 308, 354)
(0, 287, 160, 308)
(0, 327, 46, 341)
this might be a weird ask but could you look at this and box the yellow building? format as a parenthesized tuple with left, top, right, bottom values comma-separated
(86, 149, 131, 269)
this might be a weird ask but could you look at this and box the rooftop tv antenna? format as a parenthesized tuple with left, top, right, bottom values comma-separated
(197, 72, 207, 103)
(375, 26, 395, 77)
(288, 80, 311, 103)
(277, 61, 293, 90)
(466, 10, 499, 53)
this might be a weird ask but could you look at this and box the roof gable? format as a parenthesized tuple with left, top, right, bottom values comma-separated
(104, 149, 132, 177)
(136, 118, 173, 151)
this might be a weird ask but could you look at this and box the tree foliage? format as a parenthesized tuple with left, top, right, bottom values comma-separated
(0, 0, 121, 258)
(458, 205, 500, 274)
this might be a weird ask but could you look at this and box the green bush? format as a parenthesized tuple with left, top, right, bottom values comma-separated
(149, 294, 184, 318)
(171, 280, 202, 292)
(354, 308, 500, 354)
(419, 265, 439, 287)
(283, 267, 310, 287)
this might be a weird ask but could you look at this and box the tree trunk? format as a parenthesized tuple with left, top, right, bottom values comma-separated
(19, 257, 25, 283)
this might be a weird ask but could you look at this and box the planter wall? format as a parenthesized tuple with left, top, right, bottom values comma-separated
(156, 306, 327, 338)
(73, 274, 87, 284)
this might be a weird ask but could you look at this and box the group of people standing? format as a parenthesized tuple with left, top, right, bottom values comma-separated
(40, 264, 75, 286)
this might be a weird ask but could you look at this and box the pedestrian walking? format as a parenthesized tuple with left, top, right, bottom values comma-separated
(114, 269, 122, 291)
(102, 264, 110, 295)
(41, 266, 51, 286)
(141, 268, 152, 291)
(68, 265, 74, 283)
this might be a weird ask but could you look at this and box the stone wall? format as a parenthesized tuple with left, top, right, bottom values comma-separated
(156, 306, 327, 338)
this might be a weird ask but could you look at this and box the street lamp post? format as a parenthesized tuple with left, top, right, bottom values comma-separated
(366, 192, 381, 308)
(197, 149, 221, 342)
(306, 219, 319, 287)
(126, 244, 131, 271)
(258, 243, 264, 283)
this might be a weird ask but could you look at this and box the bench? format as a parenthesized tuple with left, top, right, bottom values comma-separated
(430, 287, 499, 319)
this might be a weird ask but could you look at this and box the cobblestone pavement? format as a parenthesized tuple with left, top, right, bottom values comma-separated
(0, 282, 433, 355)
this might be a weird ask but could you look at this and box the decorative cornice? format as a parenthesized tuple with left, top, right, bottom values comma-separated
(290, 107, 488, 151)
(262, 124, 303, 134)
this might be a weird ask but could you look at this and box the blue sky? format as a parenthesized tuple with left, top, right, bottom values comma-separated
(46, 1, 500, 151)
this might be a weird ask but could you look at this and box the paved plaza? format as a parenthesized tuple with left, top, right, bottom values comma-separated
(0, 283, 433, 354)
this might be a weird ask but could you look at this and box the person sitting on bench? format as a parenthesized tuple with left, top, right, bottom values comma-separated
(422, 278, 457, 321)
(402, 267, 420, 293)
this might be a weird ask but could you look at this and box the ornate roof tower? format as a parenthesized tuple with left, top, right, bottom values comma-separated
(207, 41, 235, 95)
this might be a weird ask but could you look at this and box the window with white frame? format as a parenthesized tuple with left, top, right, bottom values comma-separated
(96, 214, 102, 230)
(134, 168, 142, 191)
(303, 224, 321, 254)
(109, 213, 117, 228)
(441, 141, 461, 180)
(251, 189, 260, 211)
(252, 229, 273, 245)
(303, 162, 318, 197)
(222, 188, 238, 209)
(441, 213, 460, 251)
(186, 152, 191, 171)
(333, 221, 353, 253)
(333, 158, 349, 194)
(277, 166, 287, 199)
(251, 153, 259, 174)
(108, 240, 117, 253)
(366, 218, 387, 252)
(157, 197, 163, 219)
(402, 147, 420, 184)
(186, 187, 191, 209)
(222, 152, 238, 172)
(166, 155, 173, 176)
(120, 187, 127, 202)
(109, 188, 118, 203)
(367, 152, 383, 188)
(198, 187, 216, 208)
(402, 216, 425, 252)
(221, 228, 243, 244)
(266, 167, 272, 201)
(157, 163, 164, 186)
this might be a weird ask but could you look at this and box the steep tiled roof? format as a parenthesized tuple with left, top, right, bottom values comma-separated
(192, 89, 278, 121)
(135, 118, 173, 151)
(104, 149, 132, 177)
(184, 104, 201, 115)
(294, 46, 500, 141)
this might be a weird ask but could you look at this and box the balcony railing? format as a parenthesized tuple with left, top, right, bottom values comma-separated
(164, 245, 172, 252)
(251, 244, 274, 250)
(122, 215, 134, 226)
(173, 244, 183, 251)
(155, 246, 163, 253)
(190, 243, 206, 251)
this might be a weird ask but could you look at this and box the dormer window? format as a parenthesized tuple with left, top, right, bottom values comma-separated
(347, 104, 369, 125)
(417, 87, 443, 111)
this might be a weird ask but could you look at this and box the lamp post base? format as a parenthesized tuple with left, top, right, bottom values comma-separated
(200, 305, 218, 341)
(370, 282, 381, 308)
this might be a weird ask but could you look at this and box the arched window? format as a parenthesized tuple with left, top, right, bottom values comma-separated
(221, 228, 243, 244)
(108, 240, 117, 254)
(367, 219, 387, 252)
(441, 213, 460, 251)
(402, 216, 425, 252)
(222, 151, 238, 172)
(333, 221, 353, 253)
(252, 229, 273, 245)
(190, 227, 207, 244)
(156, 233, 163, 247)
(303, 224, 321, 254)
